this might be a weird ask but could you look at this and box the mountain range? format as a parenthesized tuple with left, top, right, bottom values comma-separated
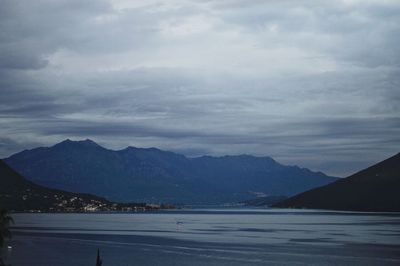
(274, 153, 400, 212)
(4, 139, 337, 204)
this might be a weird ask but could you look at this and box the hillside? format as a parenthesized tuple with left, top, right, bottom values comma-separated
(0, 160, 152, 212)
(4, 139, 337, 204)
(274, 153, 400, 212)
(241, 196, 288, 207)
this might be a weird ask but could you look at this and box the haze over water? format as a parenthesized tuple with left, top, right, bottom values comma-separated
(7, 209, 400, 265)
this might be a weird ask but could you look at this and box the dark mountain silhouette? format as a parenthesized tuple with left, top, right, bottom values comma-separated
(4, 139, 337, 204)
(0, 159, 111, 211)
(0, 160, 157, 212)
(274, 153, 400, 212)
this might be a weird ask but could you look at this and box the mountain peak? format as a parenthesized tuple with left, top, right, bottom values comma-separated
(81, 138, 99, 146)
(121, 146, 161, 152)
(54, 139, 101, 148)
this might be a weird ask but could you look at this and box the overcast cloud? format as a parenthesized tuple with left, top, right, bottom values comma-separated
(1, 0, 399, 176)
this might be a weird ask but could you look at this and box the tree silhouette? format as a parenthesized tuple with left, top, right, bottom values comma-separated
(0, 209, 14, 266)
(96, 248, 102, 266)
(0, 209, 13, 248)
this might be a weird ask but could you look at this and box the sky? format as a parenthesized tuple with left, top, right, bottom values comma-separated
(0, 0, 399, 176)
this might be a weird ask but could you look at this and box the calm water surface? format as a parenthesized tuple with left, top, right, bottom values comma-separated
(4, 208, 400, 265)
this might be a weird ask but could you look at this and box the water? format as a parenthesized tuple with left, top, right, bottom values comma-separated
(4, 208, 400, 265)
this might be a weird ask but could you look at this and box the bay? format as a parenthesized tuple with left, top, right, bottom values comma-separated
(4, 208, 400, 265)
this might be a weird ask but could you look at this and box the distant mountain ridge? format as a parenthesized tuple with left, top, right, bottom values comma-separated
(274, 153, 400, 212)
(4, 139, 338, 204)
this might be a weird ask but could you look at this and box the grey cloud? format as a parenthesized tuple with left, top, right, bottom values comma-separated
(0, 0, 399, 176)
(0, 0, 111, 69)
(212, 0, 400, 67)
(0, 49, 48, 70)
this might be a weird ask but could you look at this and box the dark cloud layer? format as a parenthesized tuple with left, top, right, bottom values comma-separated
(1, 0, 399, 176)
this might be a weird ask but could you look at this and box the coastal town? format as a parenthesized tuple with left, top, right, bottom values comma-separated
(44, 194, 171, 213)
(9, 187, 175, 213)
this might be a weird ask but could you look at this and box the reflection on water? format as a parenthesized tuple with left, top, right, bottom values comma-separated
(7, 209, 400, 266)
(12, 208, 400, 245)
